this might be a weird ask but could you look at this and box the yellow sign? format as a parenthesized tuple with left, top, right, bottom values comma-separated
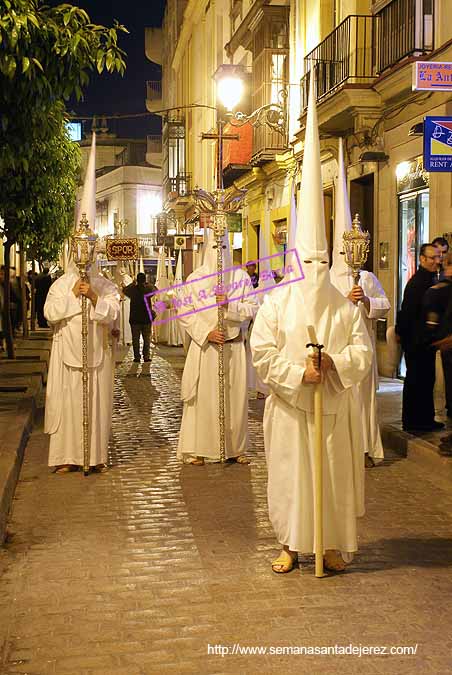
(106, 238, 139, 260)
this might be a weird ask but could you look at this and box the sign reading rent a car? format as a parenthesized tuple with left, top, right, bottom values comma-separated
(106, 238, 139, 260)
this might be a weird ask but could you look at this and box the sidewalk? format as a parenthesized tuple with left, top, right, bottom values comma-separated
(378, 377, 452, 482)
(0, 347, 451, 674)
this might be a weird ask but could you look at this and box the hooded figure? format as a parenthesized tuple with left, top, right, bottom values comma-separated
(176, 227, 258, 464)
(44, 260, 119, 471)
(250, 75, 372, 573)
(44, 131, 119, 473)
(330, 139, 390, 465)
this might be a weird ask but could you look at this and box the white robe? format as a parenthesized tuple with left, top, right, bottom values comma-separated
(177, 268, 258, 460)
(330, 269, 390, 462)
(44, 268, 119, 467)
(251, 285, 372, 554)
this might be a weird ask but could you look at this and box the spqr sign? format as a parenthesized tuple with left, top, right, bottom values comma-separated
(106, 238, 139, 260)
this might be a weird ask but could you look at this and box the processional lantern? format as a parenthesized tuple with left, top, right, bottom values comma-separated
(71, 213, 98, 279)
(342, 213, 370, 284)
(71, 213, 98, 476)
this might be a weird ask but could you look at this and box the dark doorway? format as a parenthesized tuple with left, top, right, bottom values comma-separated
(350, 173, 374, 272)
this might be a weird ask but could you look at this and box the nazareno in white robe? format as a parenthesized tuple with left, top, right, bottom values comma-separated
(251, 283, 372, 554)
(44, 266, 119, 467)
(177, 231, 258, 461)
(330, 269, 390, 462)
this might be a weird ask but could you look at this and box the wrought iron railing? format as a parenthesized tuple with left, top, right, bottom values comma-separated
(146, 134, 163, 154)
(376, 0, 434, 73)
(164, 173, 192, 200)
(300, 15, 375, 110)
(146, 80, 162, 101)
(300, 1, 434, 109)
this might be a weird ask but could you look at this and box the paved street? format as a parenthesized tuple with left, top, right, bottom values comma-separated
(1, 345, 452, 675)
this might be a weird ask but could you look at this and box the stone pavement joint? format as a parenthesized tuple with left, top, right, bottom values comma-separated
(0, 346, 452, 674)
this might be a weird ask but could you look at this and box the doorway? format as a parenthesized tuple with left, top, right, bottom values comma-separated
(350, 173, 374, 272)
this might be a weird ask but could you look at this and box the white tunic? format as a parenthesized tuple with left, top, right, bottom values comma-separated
(330, 269, 390, 462)
(44, 268, 119, 467)
(251, 284, 372, 554)
(177, 268, 258, 460)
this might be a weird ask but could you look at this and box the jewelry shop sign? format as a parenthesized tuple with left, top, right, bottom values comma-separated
(413, 62, 452, 91)
(106, 238, 139, 260)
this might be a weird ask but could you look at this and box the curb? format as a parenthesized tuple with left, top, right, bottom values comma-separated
(0, 400, 35, 545)
(381, 423, 452, 481)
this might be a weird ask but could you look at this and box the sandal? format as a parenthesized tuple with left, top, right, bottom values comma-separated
(92, 464, 108, 473)
(185, 456, 205, 466)
(228, 455, 251, 465)
(324, 550, 346, 572)
(53, 464, 78, 474)
(272, 549, 298, 574)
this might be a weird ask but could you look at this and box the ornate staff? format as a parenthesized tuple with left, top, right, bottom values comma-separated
(342, 213, 371, 284)
(192, 187, 245, 463)
(71, 214, 98, 476)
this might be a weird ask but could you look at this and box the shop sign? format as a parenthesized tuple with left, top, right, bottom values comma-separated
(396, 157, 429, 193)
(413, 62, 452, 92)
(424, 117, 452, 172)
(106, 238, 139, 261)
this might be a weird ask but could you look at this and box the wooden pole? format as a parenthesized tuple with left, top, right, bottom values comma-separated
(307, 326, 327, 578)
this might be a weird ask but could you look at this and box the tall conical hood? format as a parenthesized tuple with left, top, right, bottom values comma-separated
(200, 225, 232, 276)
(167, 254, 174, 283)
(156, 246, 169, 290)
(257, 213, 276, 295)
(139, 256, 145, 274)
(331, 138, 352, 279)
(294, 72, 331, 334)
(295, 74, 327, 260)
(77, 132, 96, 230)
(287, 175, 298, 253)
(175, 249, 183, 284)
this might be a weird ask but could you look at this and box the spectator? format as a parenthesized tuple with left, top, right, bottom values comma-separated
(432, 236, 449, 281)
(35, 268, 53, 328)
(245, 262, 259, 289)
(396, 243, 444, 432)
(123, 273, 153, 362)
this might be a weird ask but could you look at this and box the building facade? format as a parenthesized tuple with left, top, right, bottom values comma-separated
(151, 0, 452, 375)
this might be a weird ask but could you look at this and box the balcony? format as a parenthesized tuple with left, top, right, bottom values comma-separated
(146, 80, 163, 113)
(146, 134, 163, 167)
(300, 0, 434, 111)
(376, 0, 434, 74)
(300, 15, 376, 111)
(163, 173, 192, 209)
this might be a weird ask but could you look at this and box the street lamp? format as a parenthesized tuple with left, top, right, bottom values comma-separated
(214, 63, 288, 137)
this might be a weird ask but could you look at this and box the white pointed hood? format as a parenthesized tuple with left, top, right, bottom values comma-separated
(175, 249, 183, 284)
(77, 132, 96, 230)
(167, 255, 174, 283)
(257, 215, 276, 296)
(331, 137, 353, 286)
(156, 246, 169, 290)
(294, 72, 331, 333)
(199, 225, 232, 277)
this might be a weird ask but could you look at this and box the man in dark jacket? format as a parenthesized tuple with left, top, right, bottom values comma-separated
(396, 243, 443, 432)
(123, 273, 153, 362)
(35, 268, 53, 328)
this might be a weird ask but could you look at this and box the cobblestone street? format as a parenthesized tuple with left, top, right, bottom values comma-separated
(1, 345, 452, 674)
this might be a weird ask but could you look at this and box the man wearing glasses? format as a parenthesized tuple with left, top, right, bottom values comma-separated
(396, 244, 444, 433)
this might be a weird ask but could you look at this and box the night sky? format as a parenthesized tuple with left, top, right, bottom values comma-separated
(50, 0, 166, 138)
